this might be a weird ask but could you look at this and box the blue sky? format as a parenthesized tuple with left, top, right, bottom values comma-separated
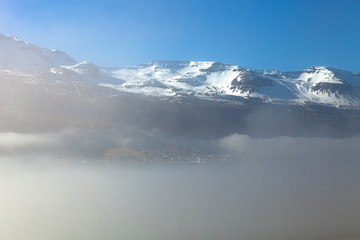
(0, 0, 359, 72)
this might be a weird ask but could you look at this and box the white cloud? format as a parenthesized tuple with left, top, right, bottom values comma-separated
(0, 132, 54, 149)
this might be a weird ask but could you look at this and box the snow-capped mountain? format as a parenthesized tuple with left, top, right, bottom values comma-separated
(0, 33, 76, 70)
(100, 61, 360, 107)
(1, 33, 360, 137)
(1, 33, 360, 108)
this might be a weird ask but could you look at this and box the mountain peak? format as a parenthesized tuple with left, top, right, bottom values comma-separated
(0, 33, 77, 70)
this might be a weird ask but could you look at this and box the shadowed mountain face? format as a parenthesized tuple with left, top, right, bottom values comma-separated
(1, 33, 360, 138)
(1, 82, 360, 139)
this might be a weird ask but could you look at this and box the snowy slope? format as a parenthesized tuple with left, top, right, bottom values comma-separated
(1, 33, 359, 107)
(0, 33, 76, 70)
(100, 61, 360, 107)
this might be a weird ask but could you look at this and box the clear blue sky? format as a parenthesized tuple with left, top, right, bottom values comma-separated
(0, 0, 359, 72)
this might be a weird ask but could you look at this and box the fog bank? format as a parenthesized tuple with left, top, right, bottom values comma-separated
(1, 128, 360, 162)
(1, 129, 360, 239)
(0, 160, 359, 240)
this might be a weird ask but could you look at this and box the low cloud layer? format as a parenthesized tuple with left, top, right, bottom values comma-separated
(1, 128, 360, 163)
(219, 133, 360, 161)
(0, 156, 359, 240)
(0, 129, 359, 240)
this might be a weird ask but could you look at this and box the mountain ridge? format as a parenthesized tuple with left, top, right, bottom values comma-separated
(1, 34, 360, 138)
(1, 33, 360, 108)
